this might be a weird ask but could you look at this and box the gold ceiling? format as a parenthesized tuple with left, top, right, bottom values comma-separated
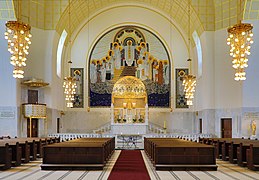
(0, 0, 259, 37)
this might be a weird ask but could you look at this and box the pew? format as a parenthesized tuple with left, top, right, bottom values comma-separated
(0, 141, 21, 166)
(41, 137, 115, 170)
(0, 144, 12, 170)
(237, 142, 251, 167)
(144, 138, 217, 171)
(200, 137, 259, 170)
(246, 144, 259, 170)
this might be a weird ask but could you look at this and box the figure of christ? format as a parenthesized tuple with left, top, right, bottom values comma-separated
(157, 61, 164, 85)
(124, 40, 135, 66)
(90, 61, 97, 83)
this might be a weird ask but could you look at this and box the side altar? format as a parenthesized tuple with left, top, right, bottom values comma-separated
(110, 76, 148, 135)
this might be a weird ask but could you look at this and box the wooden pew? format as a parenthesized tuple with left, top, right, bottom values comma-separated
(229, 139, 259, 164)
(0, 144, 12, 170)
(41, 138, 115, 170)
(246, 144, 259, 170)
(144, 138, 217, 171)
(237, 142, 251, 167)
(0, 141, 21, 166)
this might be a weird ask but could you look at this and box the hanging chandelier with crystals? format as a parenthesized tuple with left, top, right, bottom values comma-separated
(227, 22, 253, 81)
(182, 73, 196, 106)
(4, 8, 32, 78)
(182, 0, 196, 106)
(63, 69, 77, 108)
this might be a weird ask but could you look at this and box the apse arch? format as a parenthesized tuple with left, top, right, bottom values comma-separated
(87, 25, 171, 108)
(68, 5, 190, 110)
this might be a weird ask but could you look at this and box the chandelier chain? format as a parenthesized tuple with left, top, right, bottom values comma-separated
(63, 0, 77, 108)
(182, 0, 196, 106)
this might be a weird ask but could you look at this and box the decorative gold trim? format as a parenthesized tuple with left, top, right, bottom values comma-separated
(21, 79, 49, 87)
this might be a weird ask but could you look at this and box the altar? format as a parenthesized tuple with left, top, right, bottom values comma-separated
(110, 76, 148, 135)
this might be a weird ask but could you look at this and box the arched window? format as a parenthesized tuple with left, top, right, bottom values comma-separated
(192, 31, 202, 77)
(57, 30, 67, 78)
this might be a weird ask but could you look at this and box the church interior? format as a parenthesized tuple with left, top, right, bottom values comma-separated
(1, 0, 259, 179)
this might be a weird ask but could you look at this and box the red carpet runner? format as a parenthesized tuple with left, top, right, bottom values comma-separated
(108, 150, 150, 180)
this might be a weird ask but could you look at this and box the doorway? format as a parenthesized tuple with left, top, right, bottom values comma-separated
(199, 119, 202, 133)
(57, 118, 60, 133)
(28, 90, 38, 103)
(221, 118, 232, 138)
(27, 118, 38, 137)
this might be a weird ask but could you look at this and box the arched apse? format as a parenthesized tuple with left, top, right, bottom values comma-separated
(88, 26, 171, 107)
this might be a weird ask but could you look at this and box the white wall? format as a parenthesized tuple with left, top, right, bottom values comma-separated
(214, 29, 243, 109)
(0, 20, 19, 137)
(196, 32, 215, 110)
(243, 20, 259, 108)
(0, 20, 17, 106)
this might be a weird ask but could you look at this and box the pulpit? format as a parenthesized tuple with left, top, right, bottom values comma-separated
(22, 103, 47, 137)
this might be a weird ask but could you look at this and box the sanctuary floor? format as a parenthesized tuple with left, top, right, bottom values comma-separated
(0, 150, 259, 180)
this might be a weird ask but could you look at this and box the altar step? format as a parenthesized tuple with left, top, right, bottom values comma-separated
(120, 66, 136, 77)
(113, 67, 124, 82)
(92, 122, 165, 135)
(92, 123, 111, 134)
(148, 122, 166, 134)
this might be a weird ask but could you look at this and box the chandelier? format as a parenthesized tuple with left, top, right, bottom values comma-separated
(227, 22, 253, 81)
(63, 69, 77, 108)
(4, 1, 32, 78)
(182, 69, 196, 106)
(63, 0, 77, 108)
(227, 0, 253, 81)
(182, 0, 196, 106)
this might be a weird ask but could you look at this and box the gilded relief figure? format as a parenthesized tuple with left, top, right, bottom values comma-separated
(252, 120, 256, 135)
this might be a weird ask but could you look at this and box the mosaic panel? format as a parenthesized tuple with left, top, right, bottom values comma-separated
(89, 26, 170, 107)
(71, 68, 84, 108)
(175, 68, 188, 108)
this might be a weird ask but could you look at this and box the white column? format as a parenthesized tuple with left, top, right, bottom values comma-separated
(111, 103, 114, 124)
(145, 104, 148, 124)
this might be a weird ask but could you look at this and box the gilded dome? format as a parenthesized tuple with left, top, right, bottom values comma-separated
(112, 76, 146, 98)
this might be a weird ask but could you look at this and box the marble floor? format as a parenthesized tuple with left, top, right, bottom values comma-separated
(0, 150, 259, 180)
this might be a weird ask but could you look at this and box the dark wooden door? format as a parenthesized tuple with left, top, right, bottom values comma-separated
(221, 118, 232, 138)
(199, 119, 202, 133)
(27, 118, 38, 137)
(28, 90, 38, 103)
(57, 118, 60, 133)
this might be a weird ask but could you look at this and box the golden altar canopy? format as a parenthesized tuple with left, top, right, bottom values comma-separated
(112, 76, 146, 99)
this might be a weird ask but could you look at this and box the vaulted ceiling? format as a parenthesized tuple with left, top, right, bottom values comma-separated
(0, 0, 259, 37)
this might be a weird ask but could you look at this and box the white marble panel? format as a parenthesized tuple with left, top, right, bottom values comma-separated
(112, 124, 147, 135)
(0, 106, 18, 137)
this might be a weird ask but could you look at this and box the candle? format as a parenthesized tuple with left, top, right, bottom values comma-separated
(123, 102, 127, 109)
(164, 120, 166, 129)
(132, 102, 136, 109)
